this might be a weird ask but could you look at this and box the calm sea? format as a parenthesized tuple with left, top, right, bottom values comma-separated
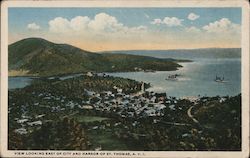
(106, 50, 241, 97)
(8, 50, 241, 97)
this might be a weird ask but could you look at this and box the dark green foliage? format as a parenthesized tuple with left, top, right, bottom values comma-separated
(12, 117, 89, 150)
(194, 95, 241, 150)
(101, 54, 182, 72)
(8, 130, 24, 150)
(8, 73, 241, 151)
(8, 38, 183, 76)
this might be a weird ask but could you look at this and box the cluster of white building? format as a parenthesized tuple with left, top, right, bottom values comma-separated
(12, 79, 205, 135)
(14, 114, 45, 135)
(79, 87, 168, 117)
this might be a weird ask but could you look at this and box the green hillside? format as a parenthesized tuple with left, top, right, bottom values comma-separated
(8, 38, 183, 76)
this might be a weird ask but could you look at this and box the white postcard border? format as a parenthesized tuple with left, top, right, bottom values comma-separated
(1, 0, 249, 158)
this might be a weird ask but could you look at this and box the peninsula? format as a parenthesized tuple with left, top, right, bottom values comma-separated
(8, 38, 190, 77)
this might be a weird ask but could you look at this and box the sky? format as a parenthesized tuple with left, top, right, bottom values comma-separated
(8, 8, 241, 52)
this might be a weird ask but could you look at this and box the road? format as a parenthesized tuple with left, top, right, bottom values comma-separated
(187, 106, 199, 124)
(157, 120, 192, 127)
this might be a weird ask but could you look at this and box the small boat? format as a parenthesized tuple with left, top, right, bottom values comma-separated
(166, 74, 178, 81)
(214, 75, 228, 83)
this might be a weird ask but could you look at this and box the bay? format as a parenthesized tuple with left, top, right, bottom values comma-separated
(107, 59, 241, 97)
(8, 50, 241, 97)
(106, 50, 241, 97)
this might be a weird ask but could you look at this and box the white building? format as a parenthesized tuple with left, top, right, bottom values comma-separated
(17, 119, 28, 124)
(141, 82, 145, 93)
(15, 128, 28, 135)
(87, 72, 93, 77)
(28, 121, 42, 126)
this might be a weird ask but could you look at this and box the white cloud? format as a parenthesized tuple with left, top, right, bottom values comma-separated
(49, 13, 146, 35)
(70, 16, 90, 31)
(27, 23, 40, 30)
(150, 19, 162, 25)
(45, 14, 240, 51)
(88, 13, 124, 32)
(188, 13, 200, 21)
(163, 17, 183, 27)
(151, 17, 183, 27)
(202, 18, 240, 33)
(49, 16, 90, 33)
(185, 26, 201, 33)
(137, 25, 147, 30)
(49, 17, 70, 33)
(130, 25, 147, 32)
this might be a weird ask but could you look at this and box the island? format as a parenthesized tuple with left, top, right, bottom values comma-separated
(8, 38, 190, 77)
(8, 38, 241, 151)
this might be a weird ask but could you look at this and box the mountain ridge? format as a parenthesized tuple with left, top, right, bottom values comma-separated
(104, 48, 241, 59)
(8, 38, 184, 76)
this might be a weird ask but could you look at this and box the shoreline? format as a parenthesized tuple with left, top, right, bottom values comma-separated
(8, 59, 240, 99)
(8, 73, 242, 150)
(8, 73, 240, 99)
(8, 68, 182, 78)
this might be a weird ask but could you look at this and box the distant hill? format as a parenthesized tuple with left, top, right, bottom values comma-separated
(8, 38, 183, 76)
(104, 48, 241, 59)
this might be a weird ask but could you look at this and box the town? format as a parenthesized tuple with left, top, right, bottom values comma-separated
(8, 72, 241, 151)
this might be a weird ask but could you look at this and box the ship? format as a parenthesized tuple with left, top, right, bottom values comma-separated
(214, 75, 228, 83)
(166, 74, 179, 81)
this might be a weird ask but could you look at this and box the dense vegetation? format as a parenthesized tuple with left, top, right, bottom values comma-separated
(9, 38, 185, 76)
(112, 95, 241, 151)
(8, 75, 241, 151)
(9, 117, 89, 150)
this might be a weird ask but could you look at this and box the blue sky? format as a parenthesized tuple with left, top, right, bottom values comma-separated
(8, 8, 241, 51)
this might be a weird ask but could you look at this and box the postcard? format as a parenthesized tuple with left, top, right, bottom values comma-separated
(1, 0, 249, 158)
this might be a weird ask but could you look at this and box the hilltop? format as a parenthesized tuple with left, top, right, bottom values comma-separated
(8, 38, 184, 76)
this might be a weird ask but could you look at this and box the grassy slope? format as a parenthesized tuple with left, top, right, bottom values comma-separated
(8, 38, 184, 77)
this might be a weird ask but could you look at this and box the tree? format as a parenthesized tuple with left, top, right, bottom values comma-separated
(27, 117, 90, 150)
